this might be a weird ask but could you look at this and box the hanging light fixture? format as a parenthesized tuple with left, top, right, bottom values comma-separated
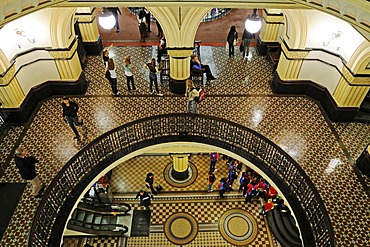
(245, 9, 262, 34)
(98, 8, 116, 30)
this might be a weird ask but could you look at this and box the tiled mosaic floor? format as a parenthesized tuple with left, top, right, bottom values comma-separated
(0, 45, 369, 246)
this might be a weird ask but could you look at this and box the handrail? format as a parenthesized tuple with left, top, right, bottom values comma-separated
(28, 113, 335, 247)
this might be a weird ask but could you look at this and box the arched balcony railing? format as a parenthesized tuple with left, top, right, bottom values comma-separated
(29, 113, 335, 247)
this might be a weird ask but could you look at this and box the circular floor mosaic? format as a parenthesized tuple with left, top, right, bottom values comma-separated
(164, 212, 199, 245)
(219, 209, 258, 246)
(163, 161, 198, 187)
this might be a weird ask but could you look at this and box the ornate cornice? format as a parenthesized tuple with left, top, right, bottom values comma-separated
(281, 43, 309, 59)
(48, 40, 78, 59)
(342, 65, 370, 85)
(167, 49, 194, 58)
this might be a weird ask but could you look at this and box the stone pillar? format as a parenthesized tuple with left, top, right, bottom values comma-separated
(167, 48, 194, 94)
(257, 9, 284, 55)
(171, 154, 190, 180)
(75, 7, 102, 55)
(148, 7, 211, 94)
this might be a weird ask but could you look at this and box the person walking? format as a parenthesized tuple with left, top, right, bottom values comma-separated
(144, 8, 151, 33)
(227, 26, 238, 58)
(241, 28, 255, 59)
(207, 169, 217, 192)
(145, 172, 157, 195)
(144, 58, 162, 96)
(106, 58, 119, 96)
(138, 10, 147, 42)
(14, 147, 44, 198)
(210, 152, 219, 171)
(124, 55, 136, 91)
(107, 7, 122, 32)
(62, 96, 83, 140)
(135, 190, 153, 211)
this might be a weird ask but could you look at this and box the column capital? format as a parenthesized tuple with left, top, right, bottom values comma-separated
(167, 48, 194, 59)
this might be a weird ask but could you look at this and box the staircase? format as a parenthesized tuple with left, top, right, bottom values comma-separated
(354, 91, 370, 123)
(266, 204, 302, 247)
(67, 200, 131, 236)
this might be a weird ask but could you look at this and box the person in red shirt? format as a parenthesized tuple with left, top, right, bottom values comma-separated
(267, 185, 278, 199)
(262, 199, 275, 215)
(257, 178, 268, 201)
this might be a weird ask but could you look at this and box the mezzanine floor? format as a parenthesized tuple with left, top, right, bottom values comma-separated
(0, 45, 369, 246)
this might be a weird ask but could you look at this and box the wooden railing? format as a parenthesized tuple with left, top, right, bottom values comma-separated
(29, 113, 335, 246)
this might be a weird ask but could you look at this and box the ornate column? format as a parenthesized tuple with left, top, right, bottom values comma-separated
(171, 154, 190, 180)
(333, 67, 370, 107)
(148, 7, 210, 94)
(0, 65, 25, 108)
(75, 7, 102, 55)
(167, 48, 194, 94)
(49, 40, 82, 80)
(257, 9, 284, 55)
(276, 42, 307, 80)
(333, 42, 370, 107)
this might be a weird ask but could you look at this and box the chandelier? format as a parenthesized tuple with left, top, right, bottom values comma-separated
(245, 9, 262, 34)
(98, 8, 116, 30)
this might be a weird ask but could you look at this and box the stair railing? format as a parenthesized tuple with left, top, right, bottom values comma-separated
(29, 113, 335, 247)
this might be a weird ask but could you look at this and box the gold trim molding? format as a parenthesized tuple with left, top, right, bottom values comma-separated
(167, 49, 194, 58)
(49, 41, 78, 59)
(0, 64, 16, 85)
(281, 44, 309, 59)
(342, 66, 370, 85)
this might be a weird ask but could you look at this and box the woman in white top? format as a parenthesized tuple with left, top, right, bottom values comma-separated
(106, 58, 119, 96)
(124, 55, 136, 91)
(185, 79, 199, 113)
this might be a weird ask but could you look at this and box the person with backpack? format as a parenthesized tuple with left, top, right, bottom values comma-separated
(185, 79, 199, 113)
(239, 172, 250, 196)
(207, 169, 217, 192)
(227, 25, 238, 58)
(218, 177, 230, 198)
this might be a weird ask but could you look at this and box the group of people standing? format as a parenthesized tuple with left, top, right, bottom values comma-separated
(102, 45, 164, 96)
(226, 25, 256, 60)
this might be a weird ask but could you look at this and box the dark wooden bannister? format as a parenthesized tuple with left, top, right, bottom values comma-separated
(29, 113, 335, 246)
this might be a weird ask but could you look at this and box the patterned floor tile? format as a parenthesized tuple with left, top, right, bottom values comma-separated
(0, 45, 369, 247)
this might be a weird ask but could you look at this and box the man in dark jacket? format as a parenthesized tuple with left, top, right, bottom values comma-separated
(62, 96, 83, 140)
(135, 190, 152, 211)
(14, 147, 44, 197)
